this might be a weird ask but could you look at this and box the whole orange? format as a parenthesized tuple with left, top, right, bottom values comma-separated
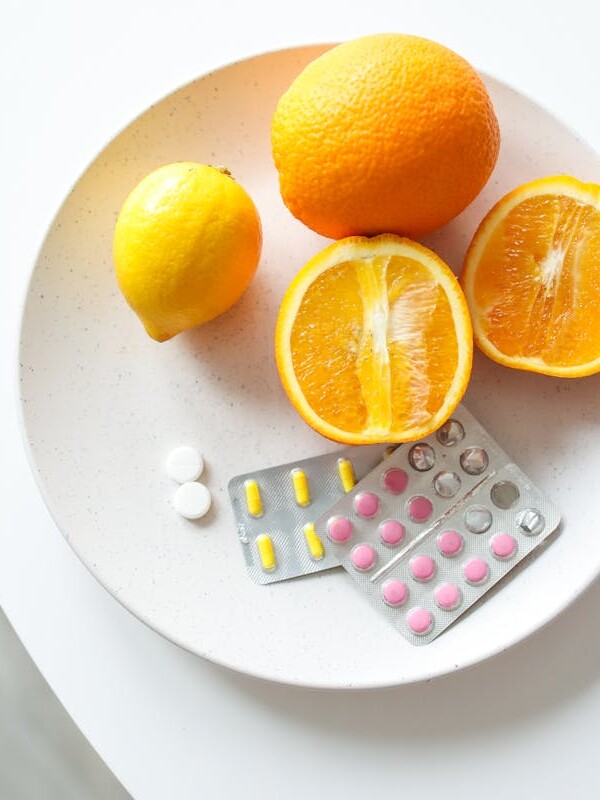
(271, 34, 500, 239)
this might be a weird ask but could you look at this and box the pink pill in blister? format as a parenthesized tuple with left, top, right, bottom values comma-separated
(434, 582, 462, 610)
(490, 532, 517, 560)
(379, 519, 406, 546)
(354, 491, 380, 518)
(437, 529, 464, 557)
(382, 467, 409, 495)
(381, 579, 409, 607)
(410, 554, 436, 582)
(407, 607, 433, 635)
(463, 557, 489, 585)
(408, 495, 433, 522)
(327, 516, 353, 543)
(351, 543, 377, 571)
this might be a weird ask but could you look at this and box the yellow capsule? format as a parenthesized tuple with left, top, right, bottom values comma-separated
(291, 468, 311, 507)
(256, 534, 276, 572)
(337, 458, 356, 493)
(303, 523, 325, 561)
(244, 479, 263, 517)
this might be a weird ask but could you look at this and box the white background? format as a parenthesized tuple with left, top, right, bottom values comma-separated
(3, 1, 600, 797)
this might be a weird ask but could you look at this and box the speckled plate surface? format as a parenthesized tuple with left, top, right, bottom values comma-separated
(18, 45, 600, 688)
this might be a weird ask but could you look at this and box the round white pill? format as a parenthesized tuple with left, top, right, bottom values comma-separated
(173, 482, 212, 520)
(166, 446, 204, 483)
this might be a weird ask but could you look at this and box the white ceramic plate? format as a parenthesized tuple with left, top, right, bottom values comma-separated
(18, 45, 600, 689)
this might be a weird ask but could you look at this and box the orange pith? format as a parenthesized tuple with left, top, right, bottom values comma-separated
(461, 175, 600, 377)
(275, 235, 473, 444)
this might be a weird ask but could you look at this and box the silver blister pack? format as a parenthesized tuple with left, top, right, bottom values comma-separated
(228, 443, 396, 584)
(313, 405, 562, 645)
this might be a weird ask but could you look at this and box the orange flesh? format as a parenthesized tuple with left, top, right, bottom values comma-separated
(290, 255, 459, 437)
(473, 195, 600, 366)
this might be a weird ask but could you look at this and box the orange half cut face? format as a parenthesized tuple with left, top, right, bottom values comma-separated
(462, 175, 600, 377)
(275, 234, 473, 444)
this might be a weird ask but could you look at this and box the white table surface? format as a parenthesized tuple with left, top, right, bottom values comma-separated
(3, 1, 600, 797)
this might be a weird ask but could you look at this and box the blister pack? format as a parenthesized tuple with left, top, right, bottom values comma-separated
(228, 443, 396, 584)
(313, 405, 562, 645)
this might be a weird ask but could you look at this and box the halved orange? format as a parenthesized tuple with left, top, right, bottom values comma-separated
(461, 175, 600, 377)
(275, 235, 473, 444)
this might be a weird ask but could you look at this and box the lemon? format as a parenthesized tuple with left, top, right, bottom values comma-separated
(113, 162, 262, 341)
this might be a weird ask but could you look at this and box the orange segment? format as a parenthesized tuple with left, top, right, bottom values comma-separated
(461, 175, 600, 376)
(275, 235, 473, 444)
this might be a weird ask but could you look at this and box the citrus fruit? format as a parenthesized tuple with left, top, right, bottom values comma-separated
(275, 234, 473, 444)
(461, 175, 600, 377)
(113, 162, 262, 342)
(271, 34, 500, 240)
